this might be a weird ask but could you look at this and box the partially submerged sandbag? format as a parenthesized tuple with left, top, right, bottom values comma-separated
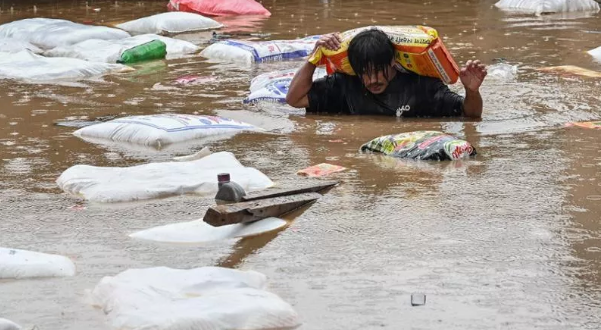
(244, 67, 327, 104)
(0, 318, 21, 330)
(0, 247, 76, 279)
(91, 267, 298, 330)
(116, 12, 223, 35)
(309, 25, 460, 84)
(494, 0, 600, 14)
(0, 18, 130, 49)
(45, 34, 199, 63)
(360, 131, 477, 161)
(201, 35, 320, 64)
(73, 114, 259, 148)
(168, 0, 271, 16)
(56, 151, 274, 203)
(589, 46, 601, 62)
(130, 217, 287, 243)
(0, 37, 42, 54)
(0, 50, 132, 81)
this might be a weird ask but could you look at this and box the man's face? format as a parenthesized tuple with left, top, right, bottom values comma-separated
(360, 62, 395, 94)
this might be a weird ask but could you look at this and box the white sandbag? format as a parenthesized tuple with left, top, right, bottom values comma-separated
(0, 318, 21, 330)
(0, 247, 76, 279)
(245, 67, 327, 104)
(201, 35, 321, 64)
(56, 151, 274, 203)
(494, 0, 600, 14)
(589, 46, 601, 62)
(45, 34, 199, 63)
(0, 37, 42, 54)
(130, 217, 287, 243)
(116, 12, 222, 35)
(73, 114, 258, 148)
(0, 18, 130, 50)
(91, 267, 299, 330)
(0, 50, 132, 81)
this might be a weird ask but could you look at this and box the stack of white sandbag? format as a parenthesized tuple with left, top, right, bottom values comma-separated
(589, 46, 601, 62)
(45, 34, 199, 63)
(0, 18, 130, 50)
(201, 35, 321, 64)
(0, 50, 132, 81)
(56, 151, 274, 203)
(0, 37, 42, 54)
(91, 267, 300, 330)
(116, 12, 223, 35)
(245, 67, 327, 104)
(72, 114, 260, 148)
(0, 247, 76, 279)
(494, 0, 600, 14)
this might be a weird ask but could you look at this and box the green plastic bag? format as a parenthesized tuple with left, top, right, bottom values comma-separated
(118, 40, 167, 64)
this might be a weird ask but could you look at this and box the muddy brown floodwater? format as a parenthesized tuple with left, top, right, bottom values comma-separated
(1, 0, 601, 329)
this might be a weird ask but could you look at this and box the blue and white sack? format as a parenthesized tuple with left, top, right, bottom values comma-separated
(244, 67, 327, 104)
(200, 35, 321, 64)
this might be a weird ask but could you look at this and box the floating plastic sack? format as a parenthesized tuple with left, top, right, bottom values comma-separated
(168, 0, 271, 17)
(56, 151, 274, 203)
(0, 247, 76, 279)
(0, 318, 21, 330)
(566, 121, 601, 129)
(91, 267, 298, 330)
(73, 114, 258, 148)
(0, 18, 130, 50)
(487, 63, 518, 81)
(589, 46, 601, 62)
(116, 12, 223, 35)
(309, 25, 460, 84)
(297, 163, 347, 177)
(537, 65, 601, 78)
(0, 37, 42, 54)
(201, 35, 321, 64)
(0, 50, 132, 82)
(45, 34, 199, 63)
(494, 0, 600, 14)
(244, 68, 327, 104)
(130, 217, 287, 243)
(360, 131, 477, 161)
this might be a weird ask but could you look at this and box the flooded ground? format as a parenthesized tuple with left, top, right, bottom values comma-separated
(1, 0, 601, 329)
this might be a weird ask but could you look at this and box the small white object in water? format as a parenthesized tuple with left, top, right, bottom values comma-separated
(487, 63, 518, 81)
(172, 147, 212, 162)
(130, 217, 287, 243)
(588, 46, 601, 62)
(0, 318, 21, 330)
(0, 247, 76, 279)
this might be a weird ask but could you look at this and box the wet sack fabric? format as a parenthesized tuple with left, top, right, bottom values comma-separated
(360, 131, 477, 161)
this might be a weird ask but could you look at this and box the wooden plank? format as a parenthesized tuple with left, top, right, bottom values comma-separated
(241, 180, 339, 202)
(204, 192, 321, 227)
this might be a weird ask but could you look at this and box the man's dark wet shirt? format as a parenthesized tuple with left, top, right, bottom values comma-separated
(306, 71, 465, 117)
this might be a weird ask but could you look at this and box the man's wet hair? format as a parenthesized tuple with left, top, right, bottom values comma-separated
(348, 28, 395, 80)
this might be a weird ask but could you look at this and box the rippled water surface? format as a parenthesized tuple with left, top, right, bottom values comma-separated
(1, 0, 601, 329)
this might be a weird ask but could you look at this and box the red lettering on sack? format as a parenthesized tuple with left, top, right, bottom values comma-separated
(451, 144, 473, 159)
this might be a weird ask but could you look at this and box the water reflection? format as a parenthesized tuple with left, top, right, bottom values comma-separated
(0, 0, 601, 329)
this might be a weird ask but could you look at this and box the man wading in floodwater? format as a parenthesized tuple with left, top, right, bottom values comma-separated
(286, 28, 487, 118)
